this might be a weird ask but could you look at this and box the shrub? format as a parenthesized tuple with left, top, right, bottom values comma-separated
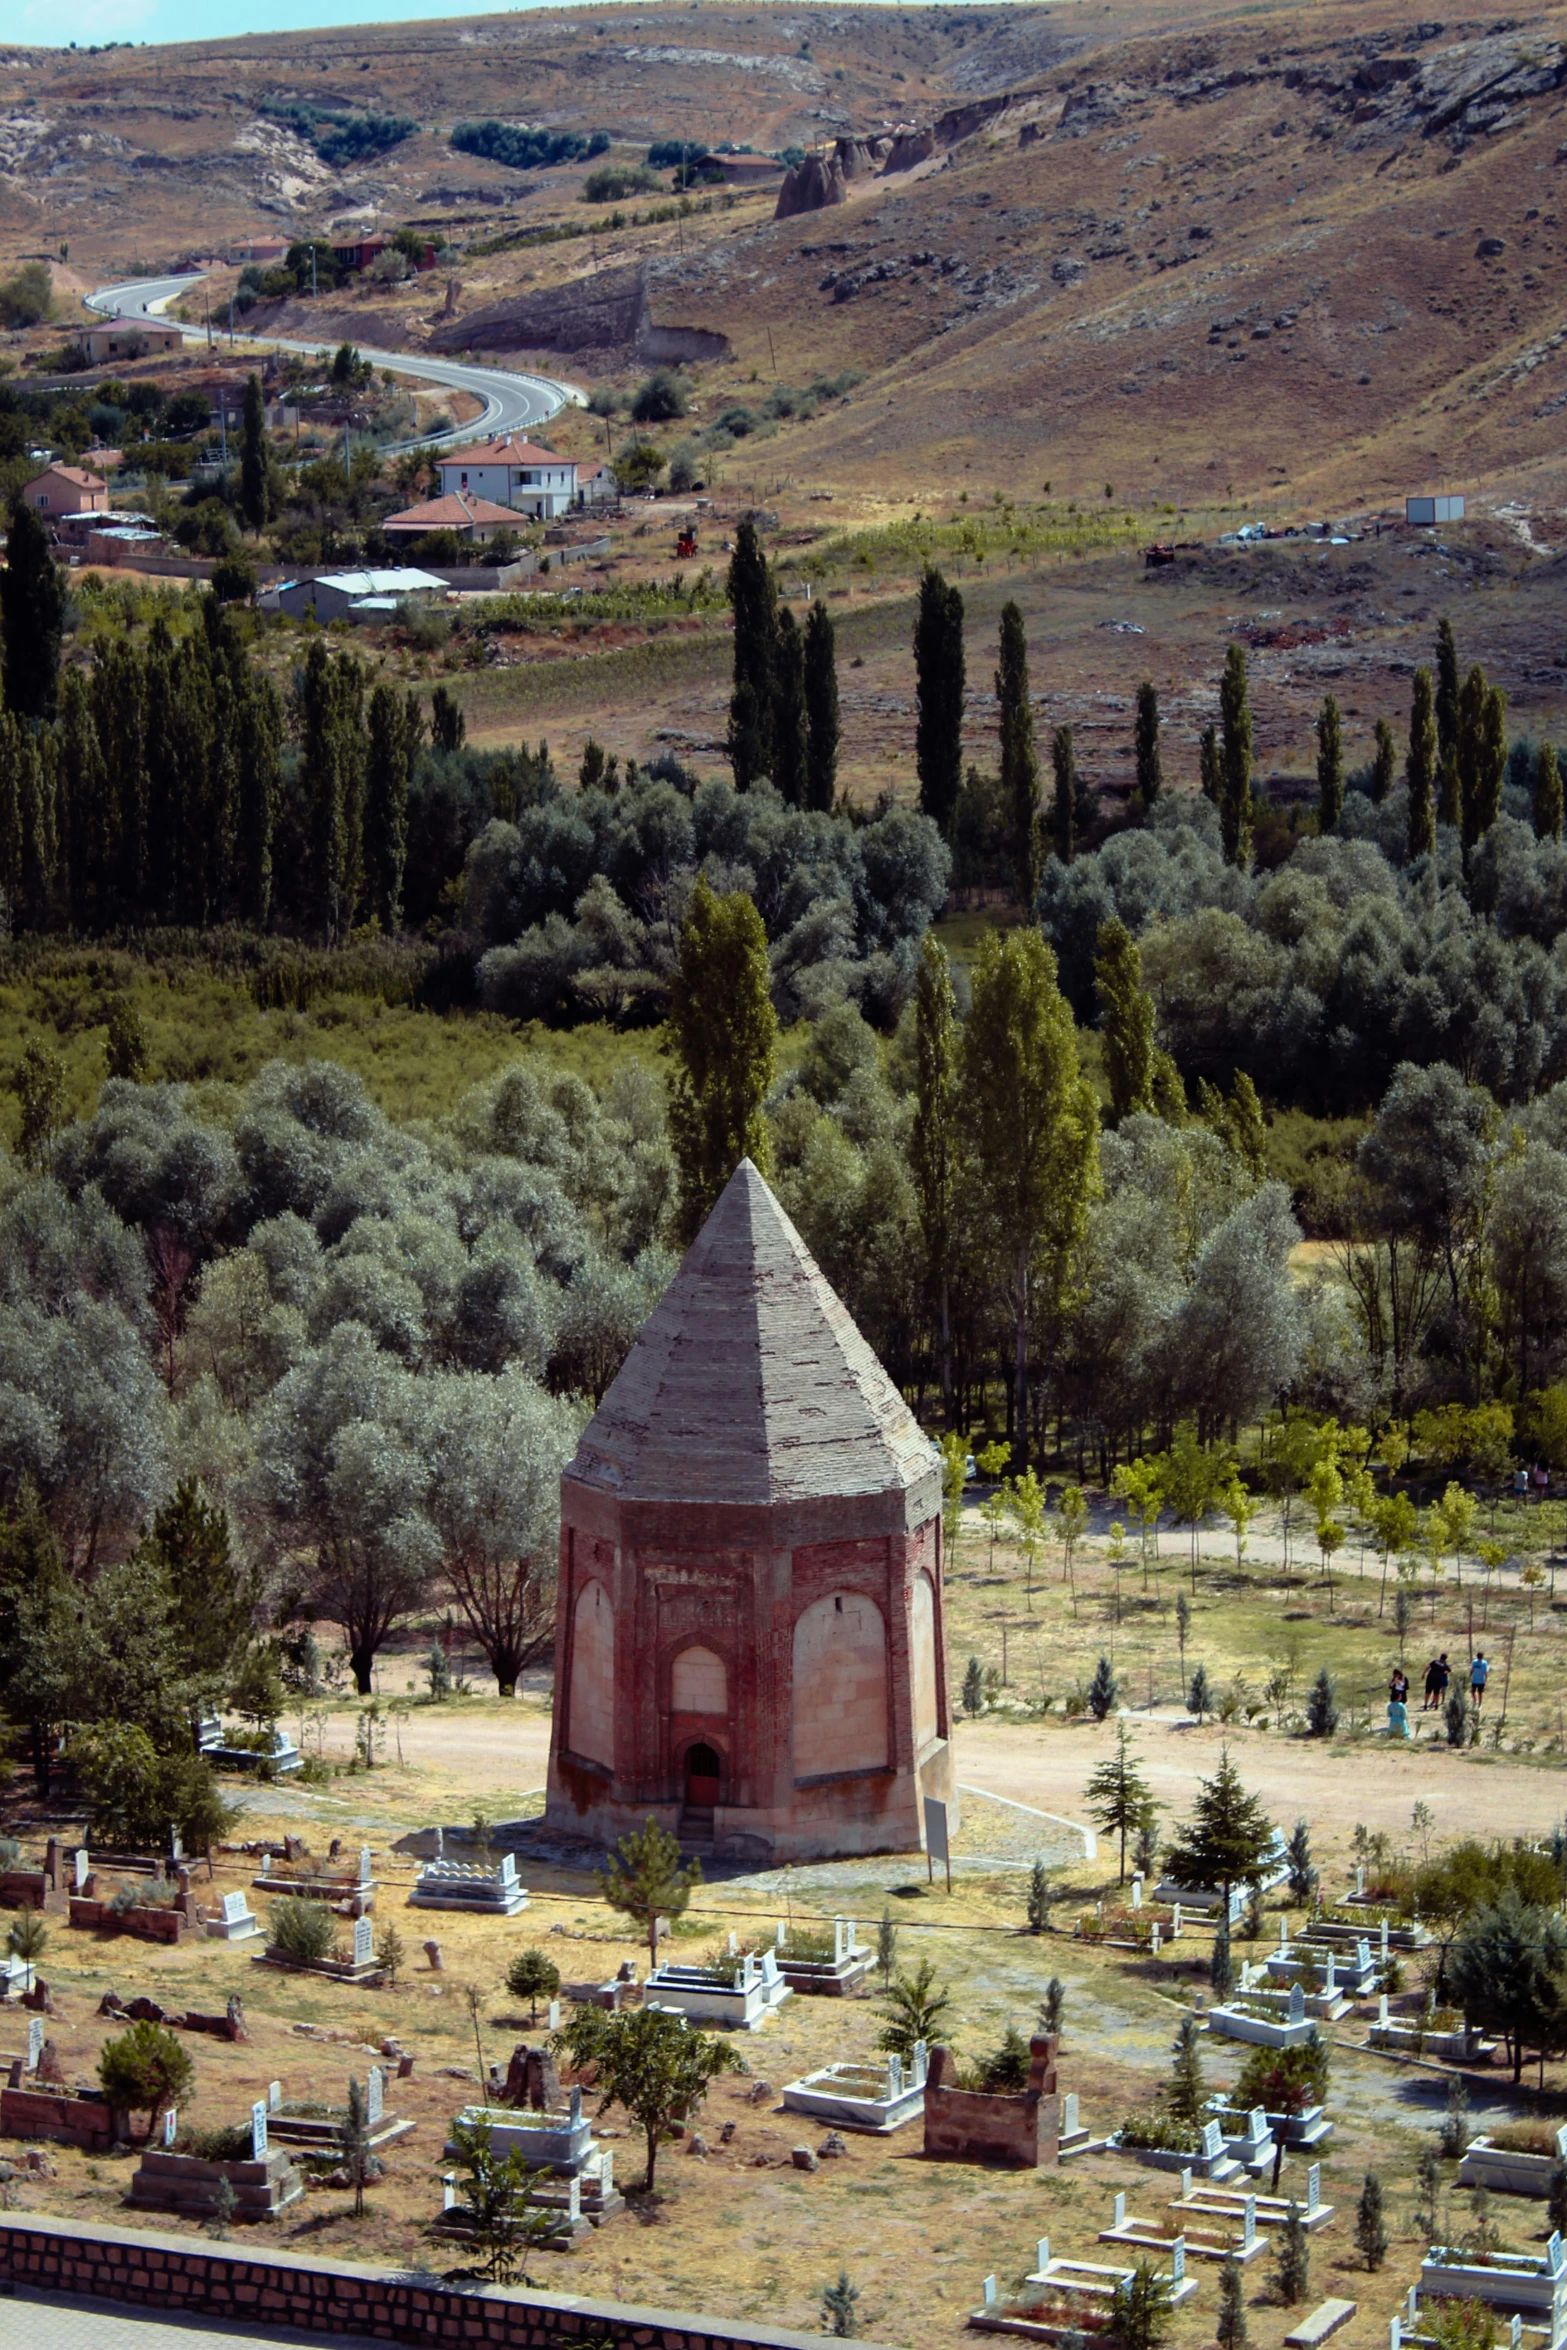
(631, 368, 688, 424)
(973, 2024, 1031, 2093)
(1088, 1655, 1120, 1721)
(0, 262, 52, 328)
(1117, 2112, 1200, 2152)
(505, 1948, 562, 2020)
(179, 2121, 254, 2161)
(1306, 1668, 1339, 1737)
(452, 120, 602, 171)
(582, 164, 660, 203)
(6, 1910, 47, 1963)
(1111, 2259, 1175, 2350)
(268, 1894, 335, 1964)
(99, 2021, 194, 2130)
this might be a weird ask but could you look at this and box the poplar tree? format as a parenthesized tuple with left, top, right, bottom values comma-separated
(1435, 616, 1460, 763)
(235, 667, 282, 930)
(93, 637, 146, 916)
(239, 372, 269, 533)
(1535, 742, 1563, 843)
(1, 718, 57, 930)
(771, 606, 807, 808)
(302, 640, 366, 943)
(802, 598, 839, 813)
(1456, 664, 1506, 858)
(1407, 666, 1437, 859)
(1437, 742, 1460, 829)
(0, 500, 65, 721)
(1049, 723, 1075, 871)
(914, 567, 964, 835)
(141, 619, 180, 921)
(1316, 693, 1344, 834)
(55, 666, 106, 929)
(667, 876, 777, 1243)
(363, 684, 420, 932)
(965, 928, 1099, 1452)
(1371, 717, 1397, 804)
(997, 600, 1042, 901)
(726, 517, 775, 790)
(1134, 681, 1162, 806)
(1095, 917, 1155, 1124)
(1219, 644, 1253, 869)
(911, 934, 962, 1421)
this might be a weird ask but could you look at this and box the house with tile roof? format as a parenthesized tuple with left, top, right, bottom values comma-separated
(22, 463, 109, 519)
(382, 489, 522, 542)
(436, 434, 577, 519)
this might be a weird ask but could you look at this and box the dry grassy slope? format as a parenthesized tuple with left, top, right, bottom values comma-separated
(638, 0, 1567, 512)
(0, 2, 1106, 265)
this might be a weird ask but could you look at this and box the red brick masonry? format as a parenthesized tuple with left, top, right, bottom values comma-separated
(0, 2214, 892, 2348)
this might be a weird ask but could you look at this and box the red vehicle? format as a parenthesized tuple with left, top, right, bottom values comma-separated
(676, 529, 698, 558)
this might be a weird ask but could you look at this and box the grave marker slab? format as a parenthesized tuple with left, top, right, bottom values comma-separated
(251, 2100, 268, 2160)
(26, 2017, 42, 2072)
(162, 2109, 178, 2148)
(353, 1917, 373, 1969)
(1289, 1983, 1306, 2024)
(367, 2066, 384, 2127)
(268, 2081, 281, 2112)
(74, 1850, 88, 1892)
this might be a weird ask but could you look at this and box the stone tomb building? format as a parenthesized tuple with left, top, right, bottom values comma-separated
(545, 1159, 956, 1862)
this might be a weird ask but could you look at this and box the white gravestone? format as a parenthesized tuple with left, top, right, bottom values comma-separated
(983, 2278, 998, 2308)
(259, 1851, 271, 1875)
(251, 2100, 268, 2160)
(268, 2081, 281, 2111)
(442, 2173, 457, 2211)
(1170, 2237, 1185, 2284)
(1243, 2197, 1256, 2250)
(74, 1850, 88, 1892)
(567, 2174, 581, 2223)
(1152, 1922, 1162, 1955)
(569, 2085, 582, 2126)
(1307, 2163, 1321, 2215)
(163, 2108, 178, 2148)
(223, 1892, 250, 1925)
(367, 2066, 384, 2127)
(600, 2150, 613, 2199)
(1391, 2321, 1402, 2350)
(1063, 2092, 1079, 2136)
(359, 1846, 372, 1886)
(27, 2017, 43, 2072)
(353, 1916, 373, 1969)
(1288, 1982, 1306, 2024)
(1130, 1877, 1142, 1910)
(1113, 2191, 1126, 2226)
(547, 2000, 560, 2032)
(1200, 2121, 1224, 2161)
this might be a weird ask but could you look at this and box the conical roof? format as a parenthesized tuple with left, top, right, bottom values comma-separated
(565, 1159, 939, 1511)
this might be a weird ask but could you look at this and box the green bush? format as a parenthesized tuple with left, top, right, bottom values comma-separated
(268, 1894, 335, 1964)
(1117, 2111, 1201, 2152)
(178, 2121, 253, 2162)
(99, 2021, 194, 2125)
(505, 1948, 562, 2018)
(583, 164, 660, 204)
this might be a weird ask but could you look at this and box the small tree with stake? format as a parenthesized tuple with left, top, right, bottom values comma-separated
(876, 1906, 898, 1989)
(598, 1815, 702, 1975)
(560, 2004, 741, 2197)
(962, 1655, 985, 1717)
(506, 1949, 562, 2023)
(1169, 2013, 1207, 2123)
(1355, 2172, 1388, 2271)
(1286, 1819, 1316, 1902)
(1306, 1668, 1339, 1738)
(447, 2113, 552, 2283)
(1041, 1976, 1065, 2038)
(1218, 2254, 1248, 2350)
(1273, 2202, 1310, 2307)
(1027, 1860, 1052, 1934)
(342, 2075, 372, 2219)
(1085, 1718, 1154, 1882)
(821, 2272, 861, 2338)
(1188, 1663, 1213, 1723)
(1111, 2260, 1174, 2350)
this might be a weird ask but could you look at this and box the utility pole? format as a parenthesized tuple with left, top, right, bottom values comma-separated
(310, 245, 317, 299)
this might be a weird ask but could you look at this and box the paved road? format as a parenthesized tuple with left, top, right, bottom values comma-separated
(85, 274, 579, 452)
(9, 2288, 383, 2348)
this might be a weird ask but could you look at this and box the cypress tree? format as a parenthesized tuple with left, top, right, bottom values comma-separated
(1355, 2172, 1388, 2271)
(1371, 716, 1397, 804)
(430, 683, 465, 754)
(15, 722, 56, 931)
(0, 500, 65, 721)
(1216, 2255, 1248, 2350)
(1407, 667, 1437, 859)
(771, 606, 807, 808)
(1316, 693, 1344, 834)
(141, 618, 180, 921)
(96, 636, 147, 919)
(0, 712, 22, 917)
(802, 598, 839, 813)
(1219, 643, 1253, 869)
(1437, 742, 1460, 829)
(1095, 916, 1155, 1123)
(239, 372, 269, 533)
(997, 601, 1041, 901)
(914, 566, 964, 835)
(172, 628, 221, 922)
(726, 517, 775, 790)
(1050, 724, 1075, 870)
(235, 666, 283, 929)
(1199, 723, 1221, 804)
(667, 875, 777, 1243)
(55, 666, 106, 929)
(1169, 2013, 1207, 2123)
(302, 640, 366, 943)
(1535, 742, 1563, 843)
(364, 683, 419, 931)
(911, 933, 962, 1421)
(1134, 680, 1161, 806)
(1435, 616, 1460, 762)
(1477, 677, 1507, 846)
(1456, 664, 1506, 857)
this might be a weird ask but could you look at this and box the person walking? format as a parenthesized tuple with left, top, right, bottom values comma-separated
(1470, 1650, 1490, 1709)
(1423, 1654, 1449, 1711)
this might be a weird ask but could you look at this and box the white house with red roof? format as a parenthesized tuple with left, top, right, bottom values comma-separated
(436, 433, 577, 519)
(22, 463, 109, 519)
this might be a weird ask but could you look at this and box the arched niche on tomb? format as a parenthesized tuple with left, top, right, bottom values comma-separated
(912, 1570, 939, 1753)
(791, 1590, 888, 1784)
(671, 1643, 729, 1717)
(568, 1579, 615, 1769)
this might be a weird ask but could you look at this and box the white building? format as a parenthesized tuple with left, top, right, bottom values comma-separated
(265, 568, 447, 623)
(436, 434, 578, 520)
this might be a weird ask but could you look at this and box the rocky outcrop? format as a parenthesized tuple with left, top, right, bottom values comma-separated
(431, 261, 647, 355)
(881, 126, 936, 172)
(775, 150, 848, 220)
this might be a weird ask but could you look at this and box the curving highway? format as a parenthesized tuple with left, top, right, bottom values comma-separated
(86, 273, 580, 451)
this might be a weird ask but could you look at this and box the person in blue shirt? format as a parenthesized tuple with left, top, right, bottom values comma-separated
(1469, 1652, 1490, 1708)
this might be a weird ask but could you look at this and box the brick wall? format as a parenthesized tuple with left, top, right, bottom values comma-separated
(0, 2214, 889, 2349)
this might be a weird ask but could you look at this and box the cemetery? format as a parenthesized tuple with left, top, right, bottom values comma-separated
(1458, 2122, 1567, 2197)
(1206, 1981, 1323, 2049)
(641, 1948, 792, 2030)
(409, 1852, 529, 1916)
(781, 2042, 929, 2132)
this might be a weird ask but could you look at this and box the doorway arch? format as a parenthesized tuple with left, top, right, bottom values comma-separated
(684, 1741, 722, 1803)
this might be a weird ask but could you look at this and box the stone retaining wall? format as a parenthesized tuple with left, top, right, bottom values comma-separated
(0, 2214, 887, 2348)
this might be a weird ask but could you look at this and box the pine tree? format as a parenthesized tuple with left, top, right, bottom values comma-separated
(1228, 1074, 1267, 1181)
(1163, 1746, 1276, 1915)
(1135, 681, 1162, 806)
(1087, 1653, 1120, 1723)
(1416, 2141, 1442, 2238)
(1274, 2202, 1310, 2307)
(1095, 917, 1156, 1123)
(1354, 2172, 1388, 2271)
(1316, 694, 1344, 834)
(771, 605, 806, 807)
(1049, 724, 1076, 870)
(364, 684, 419, 931)
(668, 876, 776, 1243)
(997, 601, 1042, 901)
(1027, 1862, 1053, 1935)
(1306, 1668, 1338, 1737)
(1084, 1718, 1152, 1880)
(1199, 724, 1221, 805)
(1, 500, 65, 721)
(877, 1906, 898, 1988)
(1286, 1819, 1316, 1901)
(1535, 743, 1563, 843)
(1188, 1663, 1213, 1722)
(1217, 2254, 1248, 2350)
(598, 1816, 703, 1974)
(239, 372, 269, 533)
(431, 683, 465, 753)
(802, 598, 839, 813)
(821, 2272, 861, 2338)
(343, 2074, 371, 2218)
(962, 1655, 985, 1716)
(911, 935, 963, 1420)
(1219, 644, 1253, 869)
(1210, 1920, 1234, 2000)
(1169, 2013, 1207, 2122)
(1407, 666, 1437, 859)
(1041, 1974, 1064, 2034)
(55, 667, 106, 928)
(727, 517, 776, 789)
(1371, 717, 1397, 804)
(1435, 617, 1460, 763)
(915, 567, 964, 835)
(13, 718, 56, 931)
